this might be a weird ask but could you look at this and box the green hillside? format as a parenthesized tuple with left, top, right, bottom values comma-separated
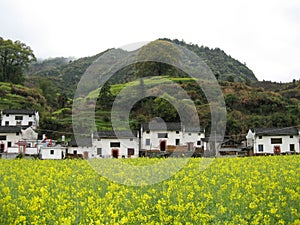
(20, 39, 299, 140)
(26, 39, 257, 98)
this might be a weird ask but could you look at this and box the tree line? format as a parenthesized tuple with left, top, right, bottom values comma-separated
(0, 37, 36, 84)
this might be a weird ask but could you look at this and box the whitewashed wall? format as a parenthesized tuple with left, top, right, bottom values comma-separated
(1, 133, 21, 153)
(93, 138, 139, 158)
(1, 113, 39, 129)
(254, 135, 299, 154)
(141, 130, 205, 151)
(40, 147, 65, 159)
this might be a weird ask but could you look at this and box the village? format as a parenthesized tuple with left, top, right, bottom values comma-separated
(0, 109, 299, 160)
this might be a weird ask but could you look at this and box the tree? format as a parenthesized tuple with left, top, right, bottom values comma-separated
(134, 40, 180, 78)
(0, 37, 36, 84)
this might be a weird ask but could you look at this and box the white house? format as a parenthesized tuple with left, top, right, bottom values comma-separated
(92, 131, 139, 158)
(68, 136, 95, 159)
(246, 127, 300, 155)
(140, 122, 205, 156)
(1, 109, 39, 129)
(0, 126, 22, 154)
(40, 146, 65, 160)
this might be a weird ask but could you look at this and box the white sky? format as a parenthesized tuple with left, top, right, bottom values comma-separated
(0, 0, 299, 82)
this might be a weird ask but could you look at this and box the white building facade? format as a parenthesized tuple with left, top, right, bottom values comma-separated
(246, 127, 300, 155)
(141, 122, 205, 154)
(1, 109, 39, 129)
(92, 131, 139, 158)
(0, 126, 22, 154)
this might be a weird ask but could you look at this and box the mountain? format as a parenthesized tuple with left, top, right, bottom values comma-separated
(21, 39, 299, 140)
(25, 39, 257, 98)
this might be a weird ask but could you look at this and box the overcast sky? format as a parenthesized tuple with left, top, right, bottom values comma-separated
(0, 0, 299, 82)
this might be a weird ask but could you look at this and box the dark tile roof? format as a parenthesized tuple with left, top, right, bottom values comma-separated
(142, 122, 202, 132)
(253, 127, 299, 136)
(69, 136, 92, 147)
(94, 130, 137, 138)
(2, 109, 37, 115)
(0, 126, 21, 133)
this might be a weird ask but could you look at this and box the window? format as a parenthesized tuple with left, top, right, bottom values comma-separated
(290, 144, 295, 152)
(7, 142, 11, 147)
(290, 136, 294, 138)
(145, 139, 150, 146)
(0, 136, 6, 140)
(16, 132, 19, 136)
(50, 150, 54, 155)
(188, 133, 191, 136)
(29, 114, 32, 117)
(16, 121, 21, 126)
(130, 138, 133, 141)
(28, 121, 33, 126)
(197, 140, 201, 146)
(110, 142, 120, 147)
(5, 121, 9, 126)
(271, 138, 282, 144)
(6, 114, 9, 117)
(258, 136, 262, 139)
(258, 144, 264, 152)
(146, 130, 150, 134)
(97, 148, 102, 156)
(158, 133, 168, 138)
(176, 131, 180, 134)
(73, 150, 77, 155)
(15, 116, 23, 120)
(198, 133, 201, 136)
(175, 139, 180, 146)
(128, 148, 134, 156)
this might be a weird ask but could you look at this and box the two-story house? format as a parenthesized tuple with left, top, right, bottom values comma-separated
(140, 122, 205, 156)
(1, 109, 39, 129)
(246, 127, 300, 155)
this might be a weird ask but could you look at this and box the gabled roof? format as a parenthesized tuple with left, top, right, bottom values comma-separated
(2, 109, 37, 115)
(0, 126, 21, 133)
(253, 127, 299, 136)
(94, 130, 137, 138)
(142, 122, 182, 131)
(69, 136, 92, 147)
(142, 122, 202, 132)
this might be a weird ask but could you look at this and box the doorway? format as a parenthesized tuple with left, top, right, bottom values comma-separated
(274, 146, 281, 155)
(160, 141, 166, 151)
(0, 144, 4, 153)
(112, 149, 119, 158)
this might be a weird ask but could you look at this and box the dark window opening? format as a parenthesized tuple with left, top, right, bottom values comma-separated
(110, 142, 120, 148)
(158, 133, 168, 138)
(0, 136, 6, 140)
(15, 116, 23, 120)
(97, 148, 102, 155)
(271, 138, 282, 144)
(145, 139, 150, 146)
(128, 148, 134, 156)
(290, 144, 295, 151)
